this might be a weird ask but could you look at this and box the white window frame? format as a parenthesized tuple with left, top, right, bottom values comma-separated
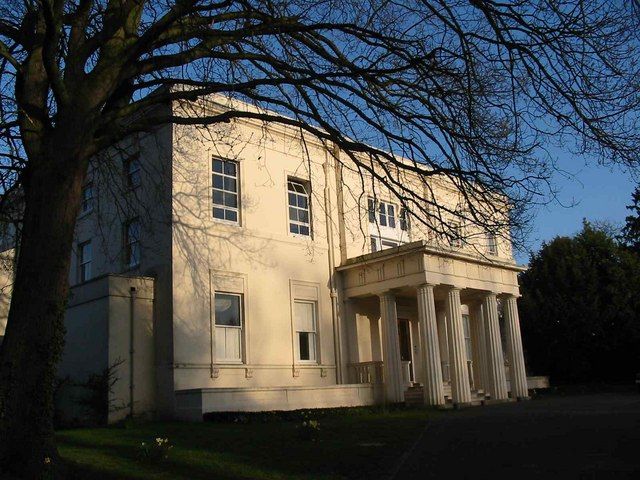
(212, 157, 240, 224)
(294, 300, 318, 363)
(80, 182, 94, 215)
(287, 179, 312, 237)
(214, 292, 244, 363)
(368, 197, 401, 229)
(487, 233, 498, 255)
(78, 240, 92, 283)
(370, 235, 400, 253)
(125, 155, 141, 190)
(378, 201, 396, 228)
(124, 218, 141, 268)
(462, 314, 473, 361)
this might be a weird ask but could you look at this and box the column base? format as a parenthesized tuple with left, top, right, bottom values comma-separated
(516, 396, 531, 402)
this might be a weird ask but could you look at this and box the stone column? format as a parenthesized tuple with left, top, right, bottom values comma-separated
(482, 293, 508, 400)
(379, 293, 404, 403)
(470, 302, 489, 395)
(444, 287, 472, 404)
(416, 284, 445, 406)
(503, 295, 529, 399)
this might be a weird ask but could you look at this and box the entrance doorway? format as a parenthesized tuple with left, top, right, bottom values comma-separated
(398, 318, 414, 383)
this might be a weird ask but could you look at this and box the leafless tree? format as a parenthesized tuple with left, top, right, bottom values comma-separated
(0, 0, 639, 477)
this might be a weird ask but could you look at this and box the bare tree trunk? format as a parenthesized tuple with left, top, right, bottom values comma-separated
(0, 153, 86, 478)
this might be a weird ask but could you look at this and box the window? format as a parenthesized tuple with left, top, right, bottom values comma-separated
(462, 314, 473, 362)
(124, 218, 140, 268)
(449, 222, 463, 248)
(214, 293, 243, 362)
(368, 198, 398, 228)
(80, 182, 94, 214)
(294, 301, 317, 362)
(288, 179, 311, 236)
(212, 158, 239, 223)
(399, 208, 410, 231)
(124, 155, 141, 189)
(370, 236, 400, 253)
(78, 241, 92, 283)
(379, 202, 395, 228)
(487, 233, 498, 255)
(367, 198, 376, 223)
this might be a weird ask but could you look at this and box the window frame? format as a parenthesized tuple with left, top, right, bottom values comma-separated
(370, 235, 400, 253)
(77, 240, 92, 283)
(487, 233, 498, 256)
(212, 157, 240, 225)
(287, 178, 312, 237)
(123, 217, 141, 269)
(462, 314, 473, 362)
(80, 181, 94, 215)
(213, 292, 244, 363)
(293, 300, 318, 363)
(124, 155, 141, 190)
(449, 221, 463, 248)
(399, 208, 410, 231)
(368, 197, 398, 229)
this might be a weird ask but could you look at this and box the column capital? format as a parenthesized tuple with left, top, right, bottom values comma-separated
(498, 292, 521, 300)
(417, 283, 436, 291)
(481, 290, 499, 300)
(378, 290, 397, 300)
(441, 284, 461, 293)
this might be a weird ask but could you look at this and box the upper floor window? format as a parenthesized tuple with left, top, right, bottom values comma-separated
(487, 233, 498, 255)
(80, 182, 94, 214)
(449, 221, 463, 248)
(370, 236, 400, 253)
(212, 158, 239, 223)
(78, 240, 92, 283)
(399, 208, 410, 231)
(215, 293, 243, 362)
(124, 155, 141, 189)
(367, 198, 376, 223)
(368, 198, 398, 229)
(124, 218, 140, 268)
(379, 202, 395, 228)
(294, 300, 317, 362)
(288, 179, 311, 236)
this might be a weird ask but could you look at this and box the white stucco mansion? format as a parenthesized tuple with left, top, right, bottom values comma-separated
(0, 97, 545, 422)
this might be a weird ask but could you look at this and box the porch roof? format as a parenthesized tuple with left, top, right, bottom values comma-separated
(337, 240, 526, 299)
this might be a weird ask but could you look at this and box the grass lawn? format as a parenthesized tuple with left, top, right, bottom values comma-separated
(57, 407, 439, 480)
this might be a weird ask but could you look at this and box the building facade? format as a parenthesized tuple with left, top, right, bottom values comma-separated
(0, 97, 542, 422)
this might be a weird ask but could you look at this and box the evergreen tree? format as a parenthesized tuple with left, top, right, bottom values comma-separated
(520, 222, 640, 384)
(621, 186, 640, 253)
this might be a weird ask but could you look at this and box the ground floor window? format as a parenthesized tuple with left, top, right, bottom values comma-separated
(462, 314, 473, 361)
(215, 292, 243, 362)
(294, 300, 317, 362)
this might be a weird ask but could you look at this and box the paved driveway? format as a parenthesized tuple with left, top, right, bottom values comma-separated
(393, 392, 640, 479)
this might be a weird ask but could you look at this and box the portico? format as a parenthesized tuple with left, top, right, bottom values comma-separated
(339, 240, 529, 406)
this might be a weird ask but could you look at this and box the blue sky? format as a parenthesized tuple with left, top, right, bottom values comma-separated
(516, 157, 638, 264)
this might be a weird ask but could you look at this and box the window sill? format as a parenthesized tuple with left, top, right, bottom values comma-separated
(215, 360, 244, 366)
(212, 218, 242, 228)
(288, 232, 313, 241)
